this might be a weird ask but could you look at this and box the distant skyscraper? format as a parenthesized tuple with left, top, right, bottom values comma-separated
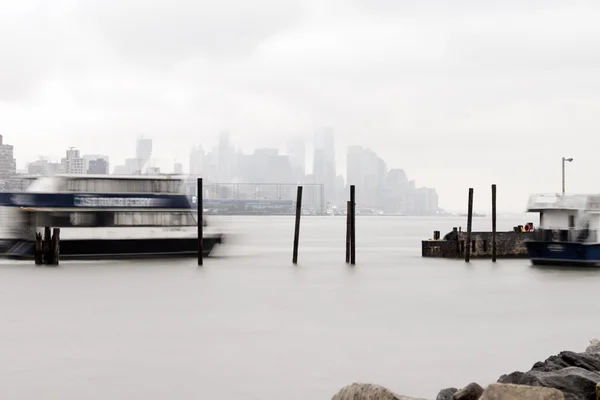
(83, 154, 109, 173)
(173, 162, 183, 174)
(61, 147, 85, 174)
(136, 136, 152, 169)
(287, 137, 305, 182)
(217, 131, 234, 182)
(0, 135, 16, 177)
(313, 127, 336, 203)
(87, 158, 109, 174)
(189, 145, 205, 175)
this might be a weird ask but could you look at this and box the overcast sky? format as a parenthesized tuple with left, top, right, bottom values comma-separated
(1, 0, 599, 212)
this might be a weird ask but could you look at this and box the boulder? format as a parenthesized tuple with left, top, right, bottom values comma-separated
(530, 351, 600, 373)
(331, 383, 425, 400)
(497, 371, 525, 385)
(436, 388, 458, 400)
(481, 383, 564, 400)
(584, 338, 600, 358)
(519, 366, 600, 400)
(453, 382, 484, 400)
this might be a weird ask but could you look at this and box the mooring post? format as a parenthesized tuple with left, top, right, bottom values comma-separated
(34, 232, 42, 265)
(491, 184, 497, 262)
(350, 185, 356, 265)
(346, 200, 351, 263)
(292, 186, 303, 264)
(51, 228, 60, 265)
(465, 188, 474, 262)
(197, 178, 203, 266)
(43, 227, 51, 265)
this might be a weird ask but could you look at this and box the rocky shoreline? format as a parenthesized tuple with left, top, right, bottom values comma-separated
(332, 339, 600, 400)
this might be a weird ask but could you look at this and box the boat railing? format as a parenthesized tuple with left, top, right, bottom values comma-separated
(530, 228, 597, 243)
(526, 193, 589, 210)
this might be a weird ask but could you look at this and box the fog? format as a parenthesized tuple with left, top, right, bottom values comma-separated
(2, 0, 600, 211)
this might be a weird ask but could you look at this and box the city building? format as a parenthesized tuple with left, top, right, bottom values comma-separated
(0, 135, 16, 177)
(189, 145, 205, 175)
(313, 127, 336, 203)
(27, 159, 62, 175)
(136, 136, 152, 167)
(173, 162, 183, 174)
(286, 137, 306, 183)
(83, 154, 109, 174)
(61, 147, 85, 174)
(217, 131, 235, 182)
(87, 158, 109, 174)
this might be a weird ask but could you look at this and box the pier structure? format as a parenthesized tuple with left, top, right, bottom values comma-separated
(184, 180, 326, 215)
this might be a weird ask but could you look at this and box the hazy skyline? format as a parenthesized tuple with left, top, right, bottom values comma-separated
(2, 0, 600, 212)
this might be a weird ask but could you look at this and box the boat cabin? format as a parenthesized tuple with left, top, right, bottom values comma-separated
(0, 175, 198, 240)
(526, 193, 600, 243)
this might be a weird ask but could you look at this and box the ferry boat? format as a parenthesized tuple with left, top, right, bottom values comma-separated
(0, 174, 223, 260)
(525, 193, 599, 266)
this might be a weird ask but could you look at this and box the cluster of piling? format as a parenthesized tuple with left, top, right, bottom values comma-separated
(422, 183, 531, 259)
(346, 185, 356, 265)
(35, 227, 60, 265)
(464, 184, 497, 262)
(292, 184, 356, 265)
(198, 177, 204, 266)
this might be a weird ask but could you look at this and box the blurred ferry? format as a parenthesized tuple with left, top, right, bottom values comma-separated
(0, 174, 223, 260)
(525, 193, 600, 266)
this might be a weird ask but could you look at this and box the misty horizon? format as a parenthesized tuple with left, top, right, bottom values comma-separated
(2, 0, 599, 212)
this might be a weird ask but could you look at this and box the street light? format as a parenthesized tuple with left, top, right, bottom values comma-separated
(562, 157, 573, 195)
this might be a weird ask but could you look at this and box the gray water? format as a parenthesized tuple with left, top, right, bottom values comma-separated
(1, 215, 600, 400)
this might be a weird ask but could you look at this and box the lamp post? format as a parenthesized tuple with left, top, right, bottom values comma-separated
(562, 157, 573, 195)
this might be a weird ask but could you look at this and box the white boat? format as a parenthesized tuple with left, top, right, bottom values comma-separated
(525, 193, 599, 266)
(0, 174, 223, 260)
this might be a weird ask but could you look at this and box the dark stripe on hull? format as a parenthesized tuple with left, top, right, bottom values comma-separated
(531, 258, 600, 267)
(1, 236, 222, 260)
(526, 241, 600, 267)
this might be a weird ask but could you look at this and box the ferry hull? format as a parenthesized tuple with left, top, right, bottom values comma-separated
(1, 236, 222, 260)
(525, 241, 600, 266)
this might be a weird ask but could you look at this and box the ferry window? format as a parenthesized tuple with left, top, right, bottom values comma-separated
(569, 215, 575, 228)
(114, 212, 196, 226)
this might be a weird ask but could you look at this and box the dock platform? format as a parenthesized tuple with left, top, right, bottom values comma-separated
(422, 227, 533, 259)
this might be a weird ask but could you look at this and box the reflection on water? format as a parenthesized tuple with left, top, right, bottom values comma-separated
(1, 214, 599, 400)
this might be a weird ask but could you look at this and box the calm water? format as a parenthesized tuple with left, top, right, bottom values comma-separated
(2, 214, 600, 400)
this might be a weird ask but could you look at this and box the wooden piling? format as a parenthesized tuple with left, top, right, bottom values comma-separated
(51, 228, 60, 265)
(197, 178, 203, 266)
(465, 188, 474, 262)
(350, 185, 356, 265)
(35, 232, 42, 265)
(43, 227, 51, 265)
(492, 184, 497, 262)
(346, 201, 351, 263)
(292, 186, 303, 264)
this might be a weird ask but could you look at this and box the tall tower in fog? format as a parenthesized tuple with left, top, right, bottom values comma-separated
(0, 135, 16, 177)
(313, 127, 336, 203)
(287, 137, 305, 183)
(136, 136, 152, 170)
(217, 131, 234, 182)
(189, 145, 205, 175)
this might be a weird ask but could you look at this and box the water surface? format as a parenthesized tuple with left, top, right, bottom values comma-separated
(1, 215, 599, 399)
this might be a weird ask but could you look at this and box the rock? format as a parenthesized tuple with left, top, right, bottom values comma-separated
(331, 383, 425, 400)
(481, 383, 564, 400)
(530, 351, 600, 373)
(584, 339, 600, 358)
(436, 388, 458, 400)
(497, 371, 525, 385)
(519, 366, 600, 400)
(453, 382, 484, 400)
